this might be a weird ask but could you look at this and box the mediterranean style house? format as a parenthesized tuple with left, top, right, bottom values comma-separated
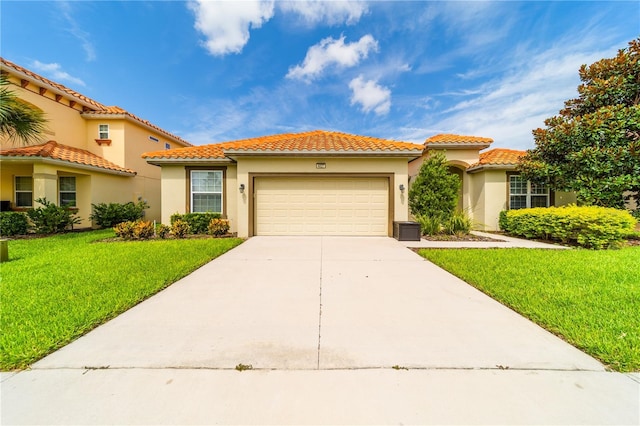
(1, 58, 575, 236)
(408, 134, 576, 231)
(142, 131, 577, 238)
(0, 58, 192, 227)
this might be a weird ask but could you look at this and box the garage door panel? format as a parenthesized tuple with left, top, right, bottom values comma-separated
(255, 177, 389, 236)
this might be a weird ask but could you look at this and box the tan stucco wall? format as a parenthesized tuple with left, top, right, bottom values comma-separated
(158, 164, 238, 229)
(555, 191, 577, 206)
(236, 156, 410, 238)
(0, 78, 86, 149)
(468, 170, 508, 231)
(157, 157, 409, 237)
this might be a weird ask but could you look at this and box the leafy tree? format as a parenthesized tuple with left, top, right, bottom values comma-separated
(409, 151, 461, 219)
(0, 75, 47, 145)
(518, 38, 640, 210)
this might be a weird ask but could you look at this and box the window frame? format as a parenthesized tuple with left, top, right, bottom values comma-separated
(14, 176, 33, 208)
(188, 169, 225, 215)
(507, 173, 550, 210)
(59, 176, 77, 207)
(98, 124, 109, 140)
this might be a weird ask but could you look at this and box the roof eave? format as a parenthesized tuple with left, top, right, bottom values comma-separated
(82, 113, 192, 147)
(1, 64, 101, 111)
(223, 150, 423, 159)
(144, 157, 233, 166)
(425, 143, 492, 150)
(466, 164, 518, 174)
(0, 156, 136, 176)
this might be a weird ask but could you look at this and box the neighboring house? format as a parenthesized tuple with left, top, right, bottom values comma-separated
(143, 131, 424, 238)
(0, 58, 192, 227)
(408, 134, 576, 230)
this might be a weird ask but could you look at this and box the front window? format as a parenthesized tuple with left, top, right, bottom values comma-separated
(15, 176, 33, 208)
(190, 170, 222, 213)
(59, 176, 77, 207)
(509, 175, 549, 209)
(98, 124, 109, 139)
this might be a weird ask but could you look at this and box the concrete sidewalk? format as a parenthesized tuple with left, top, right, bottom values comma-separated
(2, 236, 638, 425)
(403, 231, 570, 249)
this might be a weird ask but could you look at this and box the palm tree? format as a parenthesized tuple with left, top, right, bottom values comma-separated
(0, 75, 47, 145)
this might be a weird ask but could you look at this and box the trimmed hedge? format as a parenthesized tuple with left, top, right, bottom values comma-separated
(499, 205, 637, 249)
(170, 212, 221, 234)
(0, 212, 29, 236)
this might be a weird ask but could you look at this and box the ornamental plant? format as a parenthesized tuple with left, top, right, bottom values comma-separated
(499, 205, 636, 249)
(0, 212, 29, 236)
(27, 198, 80, 234)
(207, 218, 230, 236)
(409, 152, 460, 220)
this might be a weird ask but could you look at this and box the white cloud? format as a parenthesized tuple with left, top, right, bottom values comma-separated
(57, 1, 96, 62)
(287, 34, 378, 81)
(429, 43, 618, 149)
(278, 0, 368, 25)
(31, 61, 86, 87)
(188, 0, 275, 56)
(349, 75, 391, 115)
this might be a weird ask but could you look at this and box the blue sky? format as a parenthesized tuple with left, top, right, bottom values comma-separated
(2, 1, 638, 149)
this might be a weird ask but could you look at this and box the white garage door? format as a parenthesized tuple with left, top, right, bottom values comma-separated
(255, 177, 389, 236)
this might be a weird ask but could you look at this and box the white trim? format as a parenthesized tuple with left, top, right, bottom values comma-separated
(190, 170, 223, 214)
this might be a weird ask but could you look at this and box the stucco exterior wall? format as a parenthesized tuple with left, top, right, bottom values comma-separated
(159, 165, 188, 225)
(235, 156, 410, 238)
(468, 170, 508, 231)
(0, 78, 86, 149)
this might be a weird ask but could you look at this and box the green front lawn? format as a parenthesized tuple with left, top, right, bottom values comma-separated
(0, 230, 243, 371)
(418, 247, 640, 372)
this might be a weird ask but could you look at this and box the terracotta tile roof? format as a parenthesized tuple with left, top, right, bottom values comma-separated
(0, 140, 136, 175)
(1, 57, 107, 111)
(82, 107, 193, 147)
(425, 134, 493, 146)
(143, 130, 424, 161)
(1, 57, 191, 147)
(467, 148, 527, 171)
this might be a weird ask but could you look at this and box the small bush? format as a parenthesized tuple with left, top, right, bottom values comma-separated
(0, 212, 29, 236)
(444, 211, 473, 235)
(90, 200, 148, 228)
(499, 205, 637, 249)
(113, 220, 155, 240)
(113, 221, 136, 239)
(170, 212, 222, 234)
(207, 218, 230, 236)
(415, 214, 442, 236)
(27, 198, 80, 234)
(409, 152, 461, 219)
(171, 219, 190, 239)
(156, 224, 171, 239)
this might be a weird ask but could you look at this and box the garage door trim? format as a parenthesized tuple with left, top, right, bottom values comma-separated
(248, 172, 394, 237)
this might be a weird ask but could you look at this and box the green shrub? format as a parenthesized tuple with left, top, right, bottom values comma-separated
(499, 205, 637, 249)
(27, 198, 80, 234)
(170, 212, 222, 234)
(444, 211, 473, 235)
(156, 224, 171, 239)
(415, 214, 442, 236)
(0, 212, 29, 236)
(207, 218, 230, 236)
(171, 219, 190, 238)
(409, 152, 461, 220)
(90, 200, 148, 228)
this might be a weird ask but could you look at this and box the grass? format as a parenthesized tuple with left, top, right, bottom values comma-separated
(417, 247, 640, 372)
(0, 230, 243, 371)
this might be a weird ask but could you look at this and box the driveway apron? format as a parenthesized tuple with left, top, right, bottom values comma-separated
(3, 236, 638, 425)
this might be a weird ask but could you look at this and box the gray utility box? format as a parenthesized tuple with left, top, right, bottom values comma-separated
(393, 221, 421, 241)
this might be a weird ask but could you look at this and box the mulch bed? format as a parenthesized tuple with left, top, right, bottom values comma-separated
(420, 233, 506, 242)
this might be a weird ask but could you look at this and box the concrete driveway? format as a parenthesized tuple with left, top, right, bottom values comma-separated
(2, 236, 638, 425)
